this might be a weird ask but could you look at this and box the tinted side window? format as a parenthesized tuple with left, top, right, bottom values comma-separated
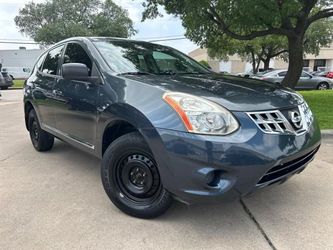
(278, 71, 287, 77)
(63, 43, 92, 75)
(301, 71, 309, 77)
(36, 53, 47, 72)
(42, 46, 64, 75)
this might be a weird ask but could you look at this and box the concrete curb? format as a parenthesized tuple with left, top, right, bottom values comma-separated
(321, 130, 333, 139)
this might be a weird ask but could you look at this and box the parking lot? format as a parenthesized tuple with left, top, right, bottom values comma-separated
(1, 90, 332, 250)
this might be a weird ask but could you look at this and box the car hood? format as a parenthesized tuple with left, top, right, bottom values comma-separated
(121, 73, 303, 112)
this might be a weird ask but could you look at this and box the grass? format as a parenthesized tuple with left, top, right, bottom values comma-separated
(8, 80, 333, 129)
(299, 90, 333, 129)
(12, 80, 25, 88)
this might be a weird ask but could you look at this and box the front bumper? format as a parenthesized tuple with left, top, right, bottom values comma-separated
(151, 112, 321, 204)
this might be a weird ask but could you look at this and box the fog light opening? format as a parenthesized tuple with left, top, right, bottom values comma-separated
(207, 170, 222, 187)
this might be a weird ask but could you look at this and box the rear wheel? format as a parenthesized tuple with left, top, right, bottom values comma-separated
(28, 110, 54, 151)
(101, 132, 173, 219)
(317, 82, 329, 90)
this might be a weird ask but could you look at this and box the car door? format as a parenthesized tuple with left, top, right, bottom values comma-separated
(297, 71, 313, 90)
(276, 71, 287, 84)
(52, 42, 100, 148)
(32, 45, 65, 128)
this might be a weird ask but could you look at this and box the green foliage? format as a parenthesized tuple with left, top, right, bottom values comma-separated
(207, 19, 333, 73)
(207, 35, 288, 73)
(142, 1, 332, 41)
(198, 60, 210, 68)
(299, 90, 333, 129)
(304, 19, 333, 55)
(142, 0, 333, 88)
(15, 0, 136, 45)
(12, 80, 25, 88)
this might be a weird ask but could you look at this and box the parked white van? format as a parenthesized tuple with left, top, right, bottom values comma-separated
(1, 67, 31, 80)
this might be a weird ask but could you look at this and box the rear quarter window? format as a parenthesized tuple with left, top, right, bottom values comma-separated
(278, 71, 287, 77)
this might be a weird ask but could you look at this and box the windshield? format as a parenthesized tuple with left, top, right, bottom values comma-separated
(92, 39, 211, 75)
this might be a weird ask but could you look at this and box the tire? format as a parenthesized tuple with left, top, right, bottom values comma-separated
(101, 132, 173, 219)
(317, 82, 329, 90)
(28, 110, 54, 152)
(1, 87, 8, 90)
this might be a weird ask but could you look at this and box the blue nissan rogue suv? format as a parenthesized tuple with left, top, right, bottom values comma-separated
(24, 37, 321, 218)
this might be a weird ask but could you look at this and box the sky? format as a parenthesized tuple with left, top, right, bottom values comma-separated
(0, 0, 198, 53)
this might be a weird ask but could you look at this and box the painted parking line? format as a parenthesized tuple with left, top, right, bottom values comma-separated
(0, 102, 20, 106)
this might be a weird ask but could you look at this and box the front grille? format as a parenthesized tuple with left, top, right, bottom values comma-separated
(257, 146, 320, 186)
(247, 103, 313, 136)
(248, 110, 294, 134)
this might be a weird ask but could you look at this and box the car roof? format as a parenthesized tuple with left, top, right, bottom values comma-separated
(48, 36, 174, 56)
(262, 69, 286, 76)
(53, 36, 154, 46)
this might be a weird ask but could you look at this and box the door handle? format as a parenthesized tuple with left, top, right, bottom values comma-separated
(52, 90, 63, 96)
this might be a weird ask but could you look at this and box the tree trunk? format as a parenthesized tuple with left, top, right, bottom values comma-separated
(263, 58, 270, 71)
(282, 36, 304, 89)
(255, 60, 261, 73)
(250, 50, 257, 74)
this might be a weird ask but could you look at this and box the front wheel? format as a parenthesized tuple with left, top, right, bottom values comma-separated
(28, 110, 54, 151)
(101, 132, 173, 219)
(317, 82, 329, 90)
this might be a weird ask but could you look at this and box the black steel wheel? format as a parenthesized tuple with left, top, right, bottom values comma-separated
(116, 153, 162, 203)
(28, 110, 54, 152)
(101, 132, 173, 219)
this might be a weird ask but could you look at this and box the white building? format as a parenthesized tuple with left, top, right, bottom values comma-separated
(0, 48, 44, 69)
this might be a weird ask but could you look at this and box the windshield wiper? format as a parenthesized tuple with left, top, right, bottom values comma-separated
(158, 70, 209, 75)
(177, 72, 210, 75)
(158, 70, 177, 75)
(118, 71, 154, 76)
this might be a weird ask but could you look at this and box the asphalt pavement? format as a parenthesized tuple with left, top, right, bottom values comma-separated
(1, 90, 332, 250)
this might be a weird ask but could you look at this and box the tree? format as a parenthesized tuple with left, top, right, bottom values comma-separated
(207, 19, 333, 74)
(15, 0, 136, 45)
(199, 60, 210, 68)
(207, 35, 288, 74)
(142, 0, 333, 88)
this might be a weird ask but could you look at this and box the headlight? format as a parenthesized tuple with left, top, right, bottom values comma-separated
(163, 92, 239, 135)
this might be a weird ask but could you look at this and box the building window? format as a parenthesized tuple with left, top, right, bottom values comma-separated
(303, 60, 310, 67)
(314, 59, 326, 71)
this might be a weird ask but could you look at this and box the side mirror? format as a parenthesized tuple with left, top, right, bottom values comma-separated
(62, 63, 89, 81)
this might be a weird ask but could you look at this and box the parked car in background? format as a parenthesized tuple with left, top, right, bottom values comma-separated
(0, 72, 13, 89)
(1, 67, 32, 80)
(237, 68, 274, 78)
(0, 73, 5, 89)
(24, 37, 321, 218)
(257, 70, 332, 90)
(313, 71, 333, 79)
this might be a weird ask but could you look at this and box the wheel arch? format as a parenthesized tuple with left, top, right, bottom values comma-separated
(99, 103, 175, 198)
(101, 120, 139, 155)
(24, 101, 35, 130)
(317, 81, 329, 89)
(99, 103, 160, 157)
